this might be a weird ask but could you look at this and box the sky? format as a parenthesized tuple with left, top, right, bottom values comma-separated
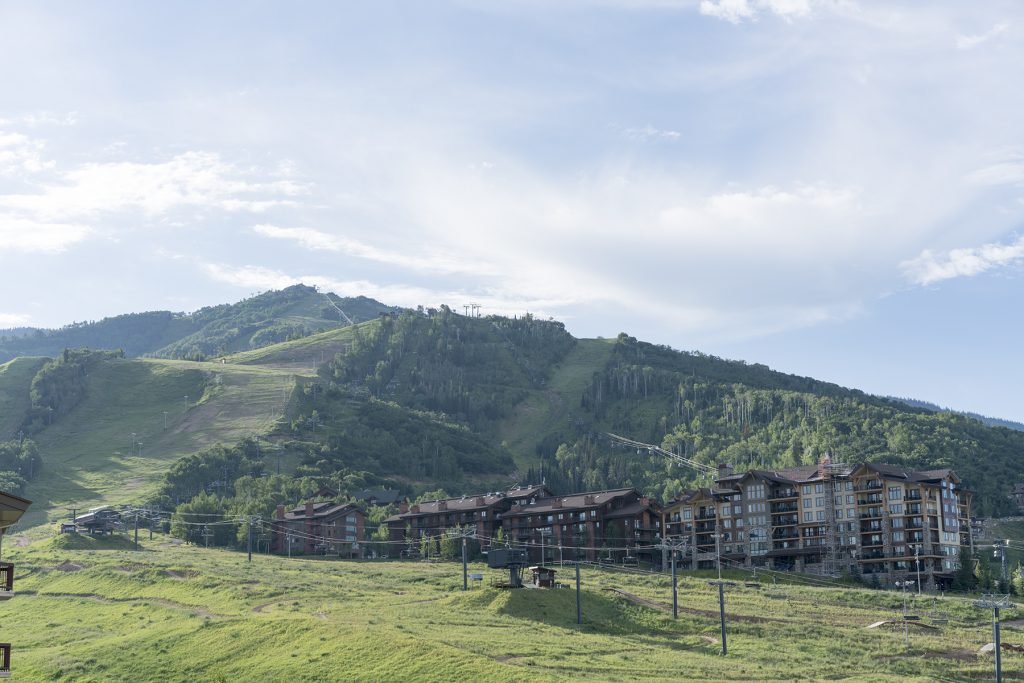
(1, 1, 1023, 421)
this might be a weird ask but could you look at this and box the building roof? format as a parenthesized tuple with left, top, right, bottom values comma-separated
(503, 488, 639, 515)
(353, 489, 403, 505)
(283, 501, 362, 521)
(398, 484, 550, 517)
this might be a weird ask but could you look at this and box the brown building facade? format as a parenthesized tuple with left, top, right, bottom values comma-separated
(270, 500, 365, 557)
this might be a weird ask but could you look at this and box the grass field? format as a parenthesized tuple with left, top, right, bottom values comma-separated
(497, 338, 615, 467)
(0, 356, 48, 439)
(0, 532, 1020, 682)
(220, 322, 373, 373)
(21, 359, 301, 528)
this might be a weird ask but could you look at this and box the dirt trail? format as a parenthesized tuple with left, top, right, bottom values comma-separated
(20, 590, 224, 618)
(605, 587, 785, 624)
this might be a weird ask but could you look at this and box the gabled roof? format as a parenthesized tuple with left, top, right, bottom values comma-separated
(353, 489, 403, 505)
(505, 488, 644, 515)
(283, 501, 362, 521)
(400, 484, 550, 516)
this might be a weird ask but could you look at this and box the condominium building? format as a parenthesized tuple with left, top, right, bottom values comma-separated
(662, 457, 972, 589)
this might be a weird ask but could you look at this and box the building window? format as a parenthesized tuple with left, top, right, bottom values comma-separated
(816, 511, 825, 521)
(846, 481, 854, 491)
(846, 494, 854, 505)
(815, 497, 824, 508)
(888, 486, 902, 501)
(815, 483, 824, 493)
(802, 485, 812, 495)
(847, 509, 855, 519)
(889, 504, 902, 515)
(683, 509, 692, 520)
(803, 498, 812, 509)
(804, 512, 813, 523)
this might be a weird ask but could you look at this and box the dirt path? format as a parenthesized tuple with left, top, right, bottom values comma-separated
(605, 587, 785, 624)
(20, 590, 225, 618)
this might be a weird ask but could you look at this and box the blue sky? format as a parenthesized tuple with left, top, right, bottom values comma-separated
(1, 1, 1023, 420)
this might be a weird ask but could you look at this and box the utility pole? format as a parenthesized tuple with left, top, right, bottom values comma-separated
(163, 411, 168, 429)
(974, 594, 1012, 683)
(575, 554, 582, 626)
(462, 536, 468, 591)
(707, 580, 736, 655)
(656, 537, 689, 619)
(247, 517, 255, 563)
(913, 544, 922, 594)
(133, 510, 139, 548)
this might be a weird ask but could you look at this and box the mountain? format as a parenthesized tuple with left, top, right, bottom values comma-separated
(889, 396, 1024, 432)
(0, 284, 403, 363)
(4, 287, 1024, 530)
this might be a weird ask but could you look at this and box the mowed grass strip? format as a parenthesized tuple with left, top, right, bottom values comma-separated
(1, 533, 1020, 682)
(23, 358, 298, 528)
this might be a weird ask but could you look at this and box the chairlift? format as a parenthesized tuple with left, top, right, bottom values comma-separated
(744, 568, 762, 589)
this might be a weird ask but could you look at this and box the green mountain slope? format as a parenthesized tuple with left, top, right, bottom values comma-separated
(0, 285, 401, 363)
(0, 356, 47, 439)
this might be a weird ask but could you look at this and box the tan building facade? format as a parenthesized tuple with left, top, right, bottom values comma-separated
(662, 459, 972, 589)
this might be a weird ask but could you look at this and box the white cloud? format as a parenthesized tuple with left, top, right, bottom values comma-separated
(901, 235, 1024, 286)
(0, 151, 306, 219)
(0, 313, 31, 327)
(699, 0, 813, 23)
(251, 224, 496, 275)
(956, 22, 1009, 50)
(0, 130, 54, 175)
(0, 216, 90, 252)
(623, 124, 681, 141)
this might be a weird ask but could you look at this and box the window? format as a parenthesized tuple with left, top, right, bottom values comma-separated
(683, 509, 692, 520)
(590, 510, 596, 518)
(815, 497, 824, 507)
(846, 481, 854, 491)
(847, 509, 855, 519)
(579, 512, 586, 521)
(891, 517, 904, 529)
(815, 483, 824, 493)
(834, 496, 842, 506)
(804, 512, 813, 522)
(803, 498, 812, 509)
(722, 506, 731, 517)
(846, 494, 854, 505)
(723, 519, 732, 528)
(888, 486, 902, 501)
(892, 531, 905, 542)
(816, 511, 825, 521)
(802, 485, 812, 495)
(889, 504, 902, 515)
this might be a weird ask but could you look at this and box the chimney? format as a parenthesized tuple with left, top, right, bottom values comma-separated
(475, 496, 486, 506)
(399, 500, 409, 514)
(305, 501, 315, 517)
(552, 499, 562, 509)
(717, 463, 733, 479)
(437, 500, 447, 511)
(584, 495, 596, 506)
(275, 504, 285, 520)
(640, 496, 650, 508)
(410, 504, 421, 514)
(817, 453, 832, 477)
(510, 503, 523, 512)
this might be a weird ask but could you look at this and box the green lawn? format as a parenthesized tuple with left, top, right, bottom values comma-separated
(21, 359, 299, 528)
(1, 532, 1018, 682)
(220, 321, 374, 373)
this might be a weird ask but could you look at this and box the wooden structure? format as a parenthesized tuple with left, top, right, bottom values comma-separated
(529, 566, 558, 588)
(270, 500, 365, 556)
(0, 490, 30, 679)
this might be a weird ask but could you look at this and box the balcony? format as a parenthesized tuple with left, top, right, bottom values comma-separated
(860, 522, 883, 532)
(907, 518, 923, 530)
(0, 643, 8, 678)
(905, 492, 922, 501)
(770, 503, 799, 513)
(773, 515, 799, 526)
(0, 563, 11, 600)
(858, 494, 883, 505)
(858, 482, 883, 491)
(697, 511, 717, 520)
(772, 530, 799, 540)
(859, 509, 883, 519)
(768, 489, 798, 500)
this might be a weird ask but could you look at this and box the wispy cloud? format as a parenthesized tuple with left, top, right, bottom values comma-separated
(0, 216, 90, 252)
(956, 22, 1009, 50)
(0, 130, 55, 175)
(901, 235, 1024, 286)
(623, 124, 681, 141)
(0, 312, 31, 327)
(251, 224, 495, 275)
(699, 0, 813, 24)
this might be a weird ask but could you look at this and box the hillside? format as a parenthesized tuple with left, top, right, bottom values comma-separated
(1, 535, 1020, 681)
(4, 289, 1024, 528)
(891, 397, 1024, 432)
(0, 285, 401, 363)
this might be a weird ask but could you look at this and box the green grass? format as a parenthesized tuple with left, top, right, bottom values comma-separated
(0, 356, 48, 439)
(1, 534, 1020, 682)
(497, 338, 615, 467)
(220, 320, 375, 372)
(21, 359, 300, 528)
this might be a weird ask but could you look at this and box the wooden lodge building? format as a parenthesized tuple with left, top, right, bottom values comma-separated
(662, 458, 972, 589)
(270, 500, 365, 557)
(385, 485, 662, 563)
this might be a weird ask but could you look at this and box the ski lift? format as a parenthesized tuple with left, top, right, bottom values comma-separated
(744, 568, 762, 589)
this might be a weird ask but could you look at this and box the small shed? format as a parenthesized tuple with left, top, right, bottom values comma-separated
(529, 565, 558, 588)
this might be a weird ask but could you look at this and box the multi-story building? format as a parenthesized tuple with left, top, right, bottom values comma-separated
(270, 500, 365, 557)
(500, 488, 662, 564)
(0, 489, 31, 678)
(662, 458, 972, 589)
(384, 485, 551, 556)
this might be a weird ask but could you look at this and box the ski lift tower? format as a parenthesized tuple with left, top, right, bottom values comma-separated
(487, 547, 528, 588)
